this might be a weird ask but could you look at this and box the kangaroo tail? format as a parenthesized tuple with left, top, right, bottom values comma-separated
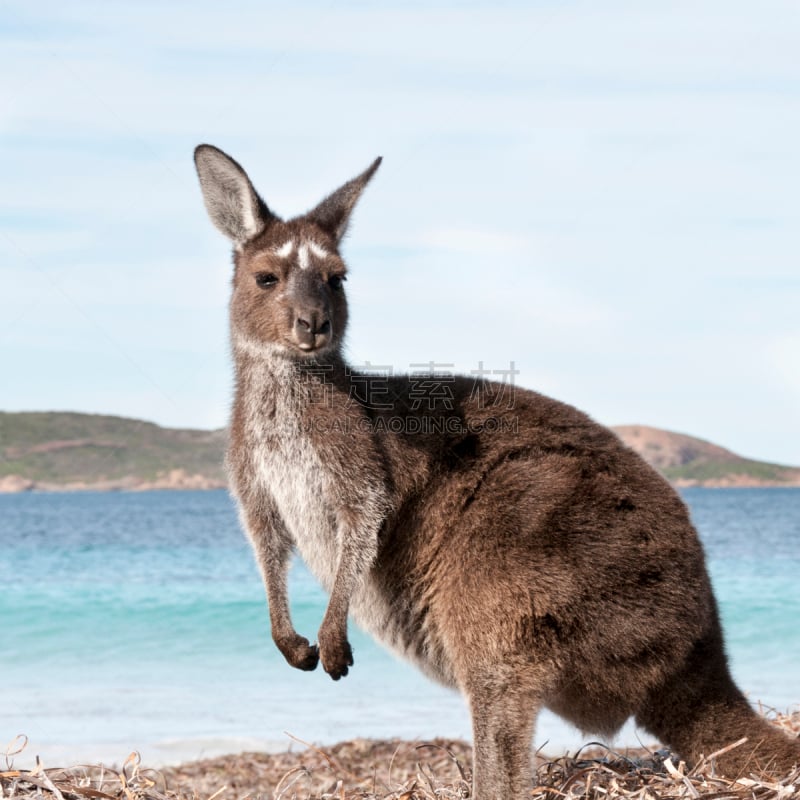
(636, 626, 800, 777)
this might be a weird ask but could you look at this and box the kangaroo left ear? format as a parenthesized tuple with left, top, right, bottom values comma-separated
(194, 144, 277, 245)
(306, 157, 382, 244)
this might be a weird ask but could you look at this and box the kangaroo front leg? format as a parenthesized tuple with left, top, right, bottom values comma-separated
(317, 569, 355, 680)
(264, 547, 320, 671)
(243, 504, 319, 671)
(317, 508, 382, 680)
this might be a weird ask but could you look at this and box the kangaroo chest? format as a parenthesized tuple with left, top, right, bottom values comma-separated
(257, 429, 340, 587)
(236, 367, 342, 588)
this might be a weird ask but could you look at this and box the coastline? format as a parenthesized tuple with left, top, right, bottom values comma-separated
(3, 412, 798, 492)
(0, 471, 228, 494)
(9, 706, 798, 772)
(2, 474, 799, 493)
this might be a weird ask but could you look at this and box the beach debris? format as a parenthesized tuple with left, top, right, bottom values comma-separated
(2, 720, 799, 800)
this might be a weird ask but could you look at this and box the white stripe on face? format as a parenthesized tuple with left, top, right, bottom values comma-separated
(274, 240, 294, 258)
(308, 241, 329, 260)
(297, 241, 329, 270)
(297, 243, 310, 270)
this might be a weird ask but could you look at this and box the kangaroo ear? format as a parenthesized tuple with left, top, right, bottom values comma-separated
(194, 144, 276, 244)
(306, 157, 382, 244)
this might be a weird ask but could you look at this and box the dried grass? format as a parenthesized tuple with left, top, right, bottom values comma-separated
(3, 710, 798, 800)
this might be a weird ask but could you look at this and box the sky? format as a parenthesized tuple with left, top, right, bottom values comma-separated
(1, 1, 799, 465)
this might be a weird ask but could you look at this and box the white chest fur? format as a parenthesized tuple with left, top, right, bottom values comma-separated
(238, 355, 340, 589)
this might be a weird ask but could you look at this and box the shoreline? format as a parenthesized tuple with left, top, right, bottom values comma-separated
(5, 735, 292, 772)
(0, 471, 228, 494)
(2, 719, 648, 773)
(3, 413, 799, 493)
(3, 476, 800, 494)
(9, 706, 797, 772)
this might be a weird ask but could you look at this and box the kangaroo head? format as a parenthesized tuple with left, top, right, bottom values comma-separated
(194, 145, 381, 358)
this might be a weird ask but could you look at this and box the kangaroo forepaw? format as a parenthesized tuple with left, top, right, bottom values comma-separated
(319, 634, 354, 680)
(276, 634, 320, 671)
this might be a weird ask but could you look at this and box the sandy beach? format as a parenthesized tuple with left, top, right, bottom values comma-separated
(4, 714, 800, 800)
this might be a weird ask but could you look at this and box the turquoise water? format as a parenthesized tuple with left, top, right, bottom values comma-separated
(1, 488, 798, 767)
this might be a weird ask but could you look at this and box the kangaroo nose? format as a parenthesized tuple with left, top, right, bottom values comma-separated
(294, 312, 331, 351)
(296, 312, 330, 334)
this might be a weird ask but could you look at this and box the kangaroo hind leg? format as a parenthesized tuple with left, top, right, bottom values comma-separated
(465, 670, 544, 800)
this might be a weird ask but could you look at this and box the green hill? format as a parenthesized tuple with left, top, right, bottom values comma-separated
(0, 412, 227, 491)
(612, 425, 800, 488)
(0, 412, 797, 492)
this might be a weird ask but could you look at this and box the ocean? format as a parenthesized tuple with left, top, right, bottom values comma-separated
(1, 488, 798, 769)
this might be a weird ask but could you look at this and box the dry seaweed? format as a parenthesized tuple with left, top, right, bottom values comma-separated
(3, 710, 798, 800)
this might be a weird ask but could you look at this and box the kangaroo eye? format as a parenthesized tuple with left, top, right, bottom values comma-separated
(328, 274, 346, 291)
(255, 272, 278, 288)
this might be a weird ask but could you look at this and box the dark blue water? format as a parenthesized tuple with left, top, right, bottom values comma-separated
(0, 488, 797, 766)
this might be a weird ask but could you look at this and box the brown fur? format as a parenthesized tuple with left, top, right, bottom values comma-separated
(193, 145, 799, 799)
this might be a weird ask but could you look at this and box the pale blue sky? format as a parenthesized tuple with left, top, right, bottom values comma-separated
(2, 1, 799, 464)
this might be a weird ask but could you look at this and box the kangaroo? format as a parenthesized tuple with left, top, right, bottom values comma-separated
(193, 144, 799, 798)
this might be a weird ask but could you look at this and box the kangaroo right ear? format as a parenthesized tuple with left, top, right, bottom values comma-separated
(194, 144, 276, 244)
